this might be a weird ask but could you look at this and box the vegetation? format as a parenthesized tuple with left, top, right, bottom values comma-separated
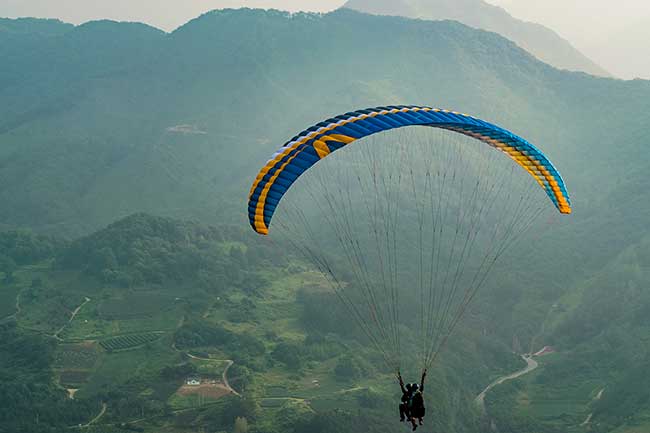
(54, 344, 98, 369)
(99, 333, 163, 352)
(0, 5, 649, 433)
(0, 322, 101, 433)
(57, 213, 267, 292)
(0, 213, 522, 433)
(0, 230, 64, 266)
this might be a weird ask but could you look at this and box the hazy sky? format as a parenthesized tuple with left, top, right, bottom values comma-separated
(2, 0, 648, 79)
(486, 0, 650, 79)
(0, 0, 346, 31)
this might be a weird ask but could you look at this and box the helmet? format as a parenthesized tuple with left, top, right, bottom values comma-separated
(412, 383, 420, 392)
(406, 383, 413, 391)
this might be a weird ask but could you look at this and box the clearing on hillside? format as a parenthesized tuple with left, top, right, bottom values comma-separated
(98, 292, 177, 319)
(53, 342, 99, 369)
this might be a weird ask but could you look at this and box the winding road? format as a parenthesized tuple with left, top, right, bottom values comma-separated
(475, 355, 539, 411)
(221, 360, 240, 397)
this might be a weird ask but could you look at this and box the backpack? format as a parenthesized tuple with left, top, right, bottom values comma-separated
(409, 391, 425, 417)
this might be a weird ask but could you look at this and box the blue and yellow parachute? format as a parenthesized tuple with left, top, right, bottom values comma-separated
(248, 105, 571, 235)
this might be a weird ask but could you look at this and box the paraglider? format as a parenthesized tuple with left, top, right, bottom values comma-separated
(249, 105, 570, 236)
(399, 370, 427, 430)
(247, 105, 571, 425)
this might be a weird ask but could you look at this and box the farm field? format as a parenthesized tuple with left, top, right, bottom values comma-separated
(215, 269, 329, 342)
(189, 358, 230, 376)
(54, 342, 99, 369)
(63, 298, 185, 340)
(59, 370, 92, 387)
(166, 357, 236, 410)
(79, 338, 183, 399)
(18, 293, 86, 334)
(169, 383, 232, 409)
(100, 332, 165, 352)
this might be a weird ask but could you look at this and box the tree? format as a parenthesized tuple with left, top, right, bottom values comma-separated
(234, 417, 249, 433)
(0, 255, 17, 283)
(334, 355, 362, 381)
(271, 342, 302, 370)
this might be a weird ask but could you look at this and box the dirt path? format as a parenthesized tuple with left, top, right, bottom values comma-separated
(80, 402, 106, 428)
(222, 360, 241, 397)
(15, 288, 22, 317)
(581, 388, 605, 426)
(1, 287, 24, 322)
(475, 355, 539, 411)
(54, 297, 90, 341)
(185, 354, 241, 397)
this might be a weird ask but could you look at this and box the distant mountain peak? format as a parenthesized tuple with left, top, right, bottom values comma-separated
(343, 0, 609, 77)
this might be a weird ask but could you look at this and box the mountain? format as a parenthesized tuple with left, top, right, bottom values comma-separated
(2, 7, 650, 334)
(342, 0, 609, 76)
(483, 232, 650, 433)
(1, 8, 650, 432)
(495, 0, 650, 79)
(0, 17, 72, 35)
(0, 9, 642, 239)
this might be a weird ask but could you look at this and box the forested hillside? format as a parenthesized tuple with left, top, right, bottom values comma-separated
(0, 214, 520, 433)
(1, 8, 646, 238)
(1, 7, 649, 433)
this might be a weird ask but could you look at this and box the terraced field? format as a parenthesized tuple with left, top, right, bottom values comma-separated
(64, 293, 185, 340)
(54, 343, 99, 369)
(100, 332, 164, 352)
(59, 370, 92, 387)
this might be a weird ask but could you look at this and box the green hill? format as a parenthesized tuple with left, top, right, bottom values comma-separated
(1, 9, 645, 239)
(1, 8, 650, 433)
(0, 213, 521, 433)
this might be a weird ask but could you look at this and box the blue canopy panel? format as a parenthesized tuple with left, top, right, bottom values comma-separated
(248, 106, 571, 235)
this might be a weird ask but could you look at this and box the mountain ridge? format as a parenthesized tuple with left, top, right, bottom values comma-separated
(0, 8, 645, 239)
(343, 0, 609, 77)
(1, 8, 650, 432)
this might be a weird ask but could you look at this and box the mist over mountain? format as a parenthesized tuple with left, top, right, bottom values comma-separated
(343, 0, 609, 77)
(1, 7, 650, 433)
(0, 8, 643, 237)
(491, 0, 650, 79)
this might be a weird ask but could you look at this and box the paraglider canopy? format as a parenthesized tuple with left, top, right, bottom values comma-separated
(249, 105, 571, 235)
(247, 105, 571, 373)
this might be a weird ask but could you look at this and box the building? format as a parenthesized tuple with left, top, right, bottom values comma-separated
(186, 377, 201, 386)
